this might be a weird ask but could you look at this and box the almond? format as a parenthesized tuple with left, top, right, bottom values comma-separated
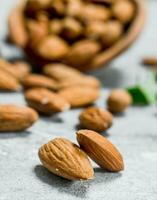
(25, 88, 70, 114)
(21, 74, 58, 90)
(77, 130, 124, 172)
(142, 57, 157, 66)
(43, 63, 82, 81)
(65, 40, 101, 68)
(79, 107, 113, 132)
(36, 35, 69, 60)
(38, 138, 94, 180)
(112, 0, 134, 24)
(58, 76, 100, 89)
(107, 89, 132, 113)
(0, 69, 21, 91)
(58, 86, 100, 107)
(12, 61, 31, 80)
(0, 104, 38, 132)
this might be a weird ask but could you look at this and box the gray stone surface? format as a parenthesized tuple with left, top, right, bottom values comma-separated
(0, 1, 157, 200)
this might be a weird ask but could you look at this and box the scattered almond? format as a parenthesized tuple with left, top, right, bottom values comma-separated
(38, 138, 94, 180)
(43, 63, 82, 81)
(0, 69, 21, 91)
(107, 89, 132, 113)
(21, 74, 58, 90)
(59, 86, 100, 107)
(142, 57, 157, 66)
(25, 88, 70, 114)
(0, 104, 38, 132)
(77, 129, 124, 172)
(79, 107, 113, 132)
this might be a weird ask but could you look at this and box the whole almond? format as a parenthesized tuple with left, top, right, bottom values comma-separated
(0, 70, 21, 91)
(65, 40, 101, 68)
(59, 86, 100, 107)
(58, 76, 100, 89)
(112, 0, 134, 24)
(8, 8, 28, 47)
(25, 88, 70, 114)
(79, 107, 113, 132)
(107, 89, 132, 113)
(0, 104, 38, 132)
(21, 74, 58, 90)
(38, 138, 94, 180)
(43, 63, 82, 81)
(77, 130, 124, 172)
(142, 57, 157, 66)
(37, 35, 69, 60)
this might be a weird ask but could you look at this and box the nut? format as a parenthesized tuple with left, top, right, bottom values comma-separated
(79, 107, 113, 132)
(49, 19, 62, 35)
(0, 69, 21, 91)
(59, 86, 100, 107)
(107, 89, 132, 113)
(112, 0, 135, 24)
(65, 40, 101, 68)
(66, 0, 83, 18)
(0, 104, 38, 132)
(43, 63, 82, 81)
(77, 129, 124, 172)
(58, 76, 100, 89)
(25, 88, 70, 114)
(38, 138, 94, 180)
(142, 57, 157, 66)
(36, 35, 69, 60)
(61, 18, 83, 40)
(21, 74, 58, 90)
(81, 4, 110, 21)
(101, 20, 123, 47)
(12, 61, 31, 80)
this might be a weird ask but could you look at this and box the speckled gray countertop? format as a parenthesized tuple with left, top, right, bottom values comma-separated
(0, 1, 157, 200)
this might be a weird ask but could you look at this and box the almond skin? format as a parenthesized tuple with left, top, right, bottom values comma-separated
(21, 74, 58, 90)
(107, 89, 132, 113)
(77, 130, 124, 172)
(43, 63, 82, 81)
(0, 69, 21, 91)
(79, 107, 113, 132)
(25, 88, 70, 114)
(38, 138, 94, 180)
(58, 86, 100, 108)
(0, 104, 38, 132)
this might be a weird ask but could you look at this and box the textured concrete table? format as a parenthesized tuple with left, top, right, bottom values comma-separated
(0, 1, 157, 200)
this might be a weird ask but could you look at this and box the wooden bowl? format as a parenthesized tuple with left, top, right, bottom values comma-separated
(8, 0, 146, 71)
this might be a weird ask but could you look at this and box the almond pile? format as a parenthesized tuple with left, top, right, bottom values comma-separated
(8, 0, 135, 69)
(0, 57, 132, 181)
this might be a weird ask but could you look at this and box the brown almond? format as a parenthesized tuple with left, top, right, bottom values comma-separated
(107, 89, 132, 113)
(38, 138, 94, 180)
(49, 20, 62, 35)
(36, 35, 69, 60)
(25, 88, 70, 114)
(81, 4, 110, 21)
(79, 107, 113, 132)
(21, 74, 58, 90)
(58, 86, 100, 107)
(43, 63, 82, 81)
(142, 57, 157, 66)
(0, 104, 38, 132)
(65, 40, 101, 68)
(8, 8, 28, 47)
(58, 76, 100, 89)
(12, 61, 31, 80)
(112, 0, 135, 24)
(77, 130, 124, 172)
(66, 0, 83, 18)
(0, 69, 21, 91)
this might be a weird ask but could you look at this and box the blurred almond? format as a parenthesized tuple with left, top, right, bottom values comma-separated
(0, 69, 21, 91)
(25, 88, 70, 114)
(0, 104, 38, 132)
(21, 74, 58, 90)
(59, 86, 100, 107)
(38, 138, 94, 180)
(77, 130, 124, 172)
